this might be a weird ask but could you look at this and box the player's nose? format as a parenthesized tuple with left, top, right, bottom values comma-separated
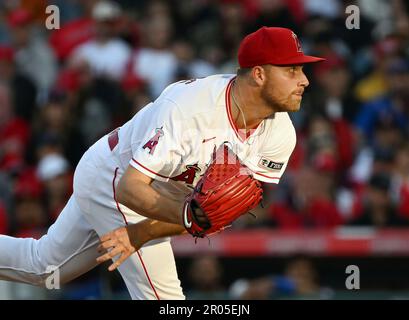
(299, 70, 309, 88)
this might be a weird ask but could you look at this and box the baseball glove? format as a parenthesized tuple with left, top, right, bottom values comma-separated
(182, 143, 263, 238)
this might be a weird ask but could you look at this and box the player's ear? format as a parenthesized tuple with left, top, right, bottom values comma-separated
(251, 66, 267, 87)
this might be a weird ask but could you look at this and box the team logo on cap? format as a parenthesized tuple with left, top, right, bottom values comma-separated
(292, 32, 303, 53)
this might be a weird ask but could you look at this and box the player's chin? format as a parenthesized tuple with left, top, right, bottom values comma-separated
(286, 100, 302, 112)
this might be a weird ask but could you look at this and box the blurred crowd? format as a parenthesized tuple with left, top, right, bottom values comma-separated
(1, 0, 409, 240)
(185, 255, 334, 300)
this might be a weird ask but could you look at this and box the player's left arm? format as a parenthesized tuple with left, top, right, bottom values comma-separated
(115, 165, 186, 225)
(96, 219, 186, 271)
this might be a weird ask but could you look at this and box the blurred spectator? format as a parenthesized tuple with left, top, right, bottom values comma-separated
(391, 0, 409, 42)
(70, 0, 131, 81)
(218, 0, 246, 54)
(350, 61, 408, 186)
(0, 45, 37, 121)
(269, 163, 344, 229)
(49, 0, 87, 25)
(0, 171, 13, 215)
(304, 0, 341, 19)
(229, 256, 333, 299)
(76, 78, 126, 146)
(185, 256, 229, 300)
(306, 115, 350, 172)
(229, 275, 296, 299)
(12, 168, 47, 239)
(354, 37, 402, 103)
(355, 57, 409, 144)
(37, 153, 72, 221)
(247, 0, 300, 35)
(348, 118, 403, 188)
(357, 0, 394, 38)
(172, 39, 217, 81)
(17, 0, 47, 26)
(269, 115, 349, 227)
(121, 73, 151, 116)
(229, 276, 295, 300)
(7, 8, 57, 102)
(129, 2, 177, 98)
(312, 53, 360, 122)
(300, 16, 350, 60)
(28, 90, 86, 167)
(282, 256, 333, 299)
(13, 196, 47, 239)
(372, 119, 404, 173)
(0, 82, 30, 174)
(391, 143, 409, 219)
(348, 173, 409, 227)
(0, 201, 8, 235)
(49, 7, 95, 62)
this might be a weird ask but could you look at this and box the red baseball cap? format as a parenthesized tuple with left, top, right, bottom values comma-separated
(238, 27, 325, 67)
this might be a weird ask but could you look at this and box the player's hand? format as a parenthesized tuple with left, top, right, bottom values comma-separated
(96, 225, 143, 271)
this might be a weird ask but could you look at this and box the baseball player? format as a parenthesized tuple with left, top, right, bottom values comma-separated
(0, 27, 324, 300)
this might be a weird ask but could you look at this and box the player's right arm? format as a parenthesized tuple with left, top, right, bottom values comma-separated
(100, 163, 189, 271)
(97, 219, 186, 271)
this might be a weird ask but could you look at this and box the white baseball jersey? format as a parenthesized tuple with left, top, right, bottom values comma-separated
(115, 74, 296, 203)
(0, 74, 296, 300)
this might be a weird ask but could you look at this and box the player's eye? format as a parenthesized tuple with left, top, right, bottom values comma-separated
(289, 65, 303, 74)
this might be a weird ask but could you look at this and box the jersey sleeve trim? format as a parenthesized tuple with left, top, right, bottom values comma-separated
(253, 171, 280, 184)
(130, 158, 170, 182)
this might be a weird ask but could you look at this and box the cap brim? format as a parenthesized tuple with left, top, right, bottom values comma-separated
(274, 55, 326, 66)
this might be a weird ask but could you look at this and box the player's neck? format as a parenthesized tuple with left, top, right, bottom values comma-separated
(230, 78, 274, 130)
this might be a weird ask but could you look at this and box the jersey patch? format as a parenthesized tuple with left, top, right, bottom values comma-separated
(142, 127, 164, 155)
(258, 157, 284, 171)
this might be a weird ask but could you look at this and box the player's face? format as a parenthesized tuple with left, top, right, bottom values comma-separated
(261, 65, 309, 112)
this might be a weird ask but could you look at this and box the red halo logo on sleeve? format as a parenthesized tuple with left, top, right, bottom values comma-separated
(142, 127, 164, 155)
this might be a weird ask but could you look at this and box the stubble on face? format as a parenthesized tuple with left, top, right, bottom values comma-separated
(260, 73, 302, 113)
